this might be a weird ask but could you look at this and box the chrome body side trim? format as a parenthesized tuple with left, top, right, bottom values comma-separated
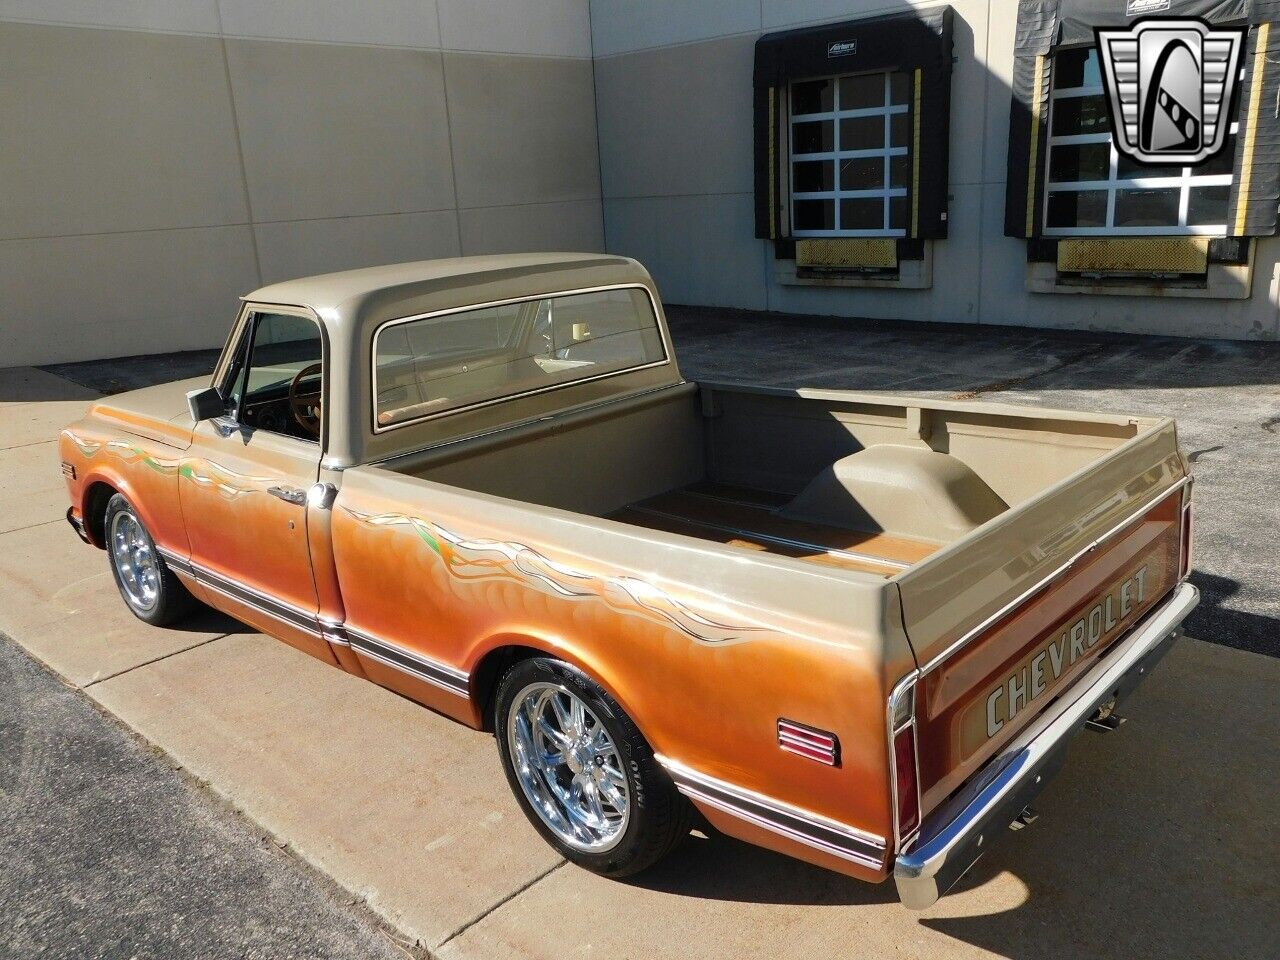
(918, 477, 1190, 675)
(894, 582, 1199, 909)
(656, 755, 886, 869)
(153, 547, 468, 695)
(343, 627, 470, 697)
(154, 545, 194, 575)
(158, 548, 320, 636)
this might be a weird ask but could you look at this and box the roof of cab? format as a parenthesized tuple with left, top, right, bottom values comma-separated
(243, 253, 651, 330)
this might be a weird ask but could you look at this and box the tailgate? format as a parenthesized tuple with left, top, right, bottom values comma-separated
(895, 419, 1189, 812)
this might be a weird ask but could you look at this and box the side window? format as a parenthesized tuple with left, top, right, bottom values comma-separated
(226, 312, 324, 441)
(373, 288, 666, 429)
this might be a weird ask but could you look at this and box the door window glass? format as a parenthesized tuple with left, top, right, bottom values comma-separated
(229, 312, 323, 440)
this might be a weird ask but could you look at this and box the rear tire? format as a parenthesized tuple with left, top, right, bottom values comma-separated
(104, 493, 197, 626)
(494, 656, 691, 877)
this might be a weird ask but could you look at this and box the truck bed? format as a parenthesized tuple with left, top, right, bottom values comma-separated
(348, 375, 1188, 868)
(609, 481, 939, 578)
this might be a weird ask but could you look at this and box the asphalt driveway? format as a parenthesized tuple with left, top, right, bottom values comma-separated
(9, 310, 1280, 959)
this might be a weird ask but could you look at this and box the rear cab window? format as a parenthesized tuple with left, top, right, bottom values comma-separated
(372, 287, 667, 430)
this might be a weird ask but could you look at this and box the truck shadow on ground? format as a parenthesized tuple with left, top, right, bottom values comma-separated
(1185, 569, 1280, 657)
(177, 605, 253, 636)
(624, 640, 1278, 959)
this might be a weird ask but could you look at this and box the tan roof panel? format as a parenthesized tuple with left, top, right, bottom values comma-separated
(244, 253, 645, 325)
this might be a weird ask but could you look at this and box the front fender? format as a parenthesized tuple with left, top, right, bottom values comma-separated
(59, 425, 187, 554)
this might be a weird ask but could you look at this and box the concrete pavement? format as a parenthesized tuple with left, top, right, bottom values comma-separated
(0, 635, 410, 960)
(4, 324, 1279, 959)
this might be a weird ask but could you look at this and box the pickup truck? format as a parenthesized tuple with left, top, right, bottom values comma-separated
(60, 254, 1197, 907)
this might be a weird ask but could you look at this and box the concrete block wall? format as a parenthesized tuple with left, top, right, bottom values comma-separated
(0, 1, 602, 365)
(590, 0, 1280, 340)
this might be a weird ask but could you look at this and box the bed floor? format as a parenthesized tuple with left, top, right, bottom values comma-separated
(609, 481, 939, 578)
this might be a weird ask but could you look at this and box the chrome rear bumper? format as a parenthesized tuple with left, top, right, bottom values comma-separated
(894, 582, 1199, 909)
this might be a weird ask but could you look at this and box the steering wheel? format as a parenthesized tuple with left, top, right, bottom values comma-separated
(288, 363, 323, 438)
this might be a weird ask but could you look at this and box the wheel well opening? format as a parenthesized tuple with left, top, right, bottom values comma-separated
(83, 481, 118, 546)
(471, 645, 545, 732)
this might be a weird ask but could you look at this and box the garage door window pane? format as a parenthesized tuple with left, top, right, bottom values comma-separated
(1050, 143, 1110, 183)
(793, 120, 833, 154)
(1186, 185, 1230, 226)
(1051, 95, 1110, 137)
(794, 160, 834, 192)
(1047, 190, 1107, 228)
(890, 112, 910, 147)
(794, 199, 835, 230)
(839, 198, 883, 229)
(792, 78, 833, 115)
(1114, 189, 1180, 227)
(889, 196, 909, 230)
(840, 115, 884, 149)
(1054, 48, 1101, 89)
(839, 74, 883, 110)
(839, 157, 883, 191)
(1198, 137, 1236, 177)
(890, 154, 910, 188)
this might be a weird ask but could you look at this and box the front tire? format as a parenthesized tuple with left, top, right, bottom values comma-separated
(104, 493, 197, 626)
(494, 657, 690, 877)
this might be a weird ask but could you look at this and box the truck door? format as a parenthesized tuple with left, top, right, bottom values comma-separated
(180, 306, 336, 665)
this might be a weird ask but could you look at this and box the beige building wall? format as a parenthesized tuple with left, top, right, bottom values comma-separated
(590, 0, 1280, 341)
(7, 1, 1274, 364)
(0, 1, 603, 365)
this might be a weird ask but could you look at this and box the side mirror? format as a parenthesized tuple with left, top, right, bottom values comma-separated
(186, 387, 225, 423)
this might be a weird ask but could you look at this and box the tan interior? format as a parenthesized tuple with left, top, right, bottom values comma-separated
(383, 381, 1143, 578)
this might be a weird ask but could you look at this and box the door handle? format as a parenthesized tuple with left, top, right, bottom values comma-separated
(267, 485, 307, 506)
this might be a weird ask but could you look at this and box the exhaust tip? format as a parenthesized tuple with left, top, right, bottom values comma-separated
(1085, 697, 1127, 733)
(1009, 806, 1039, 831)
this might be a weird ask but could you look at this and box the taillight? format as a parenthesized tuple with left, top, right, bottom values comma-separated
(889, 677, 921, 848)
(894, 725, 920, 838)
(1179, 500, 1194, 581)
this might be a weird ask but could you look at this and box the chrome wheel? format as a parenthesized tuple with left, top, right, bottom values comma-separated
(109, 509, 160, 613)
(506, 681, 630, 852)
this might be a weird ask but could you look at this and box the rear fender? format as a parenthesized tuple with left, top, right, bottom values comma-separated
(464, 630, 647, 738)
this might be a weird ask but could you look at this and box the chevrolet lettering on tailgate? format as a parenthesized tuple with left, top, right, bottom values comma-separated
(986, 566, 1149, 738)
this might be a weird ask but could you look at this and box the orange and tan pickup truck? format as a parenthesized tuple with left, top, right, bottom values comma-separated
(60, 254, 1197, 907)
